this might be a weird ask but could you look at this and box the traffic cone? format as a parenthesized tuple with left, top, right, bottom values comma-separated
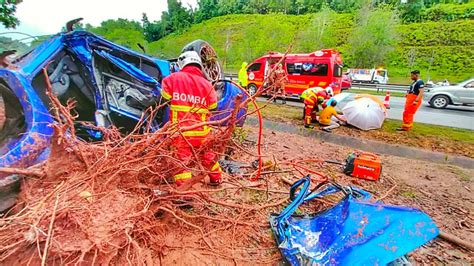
(383, 91, 391, 109)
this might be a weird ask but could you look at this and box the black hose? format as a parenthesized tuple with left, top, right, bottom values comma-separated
(324, 160, 345, 166)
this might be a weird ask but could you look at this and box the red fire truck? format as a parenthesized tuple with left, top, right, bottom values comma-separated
(246, 49, 344, 97)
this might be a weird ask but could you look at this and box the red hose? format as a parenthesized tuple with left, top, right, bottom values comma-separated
(226, 80, 263, 182)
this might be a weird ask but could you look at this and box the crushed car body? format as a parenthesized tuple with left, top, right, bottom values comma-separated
(0, 30, 247, 211)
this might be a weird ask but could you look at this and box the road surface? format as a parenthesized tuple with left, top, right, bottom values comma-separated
(258, 95, 474, 130)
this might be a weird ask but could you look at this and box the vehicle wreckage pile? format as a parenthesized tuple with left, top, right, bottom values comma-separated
(0, 63, 318, 264)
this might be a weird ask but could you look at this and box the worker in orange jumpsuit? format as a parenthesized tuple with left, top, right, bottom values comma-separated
(300, 87, 331, 128)
(397, 70, 425, 131)
(161, 51, 222, 187)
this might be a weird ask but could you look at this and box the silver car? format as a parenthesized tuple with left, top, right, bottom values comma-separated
(424, 78, 474, 109)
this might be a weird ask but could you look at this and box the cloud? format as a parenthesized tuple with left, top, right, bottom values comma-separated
(1, 0, 197, 39)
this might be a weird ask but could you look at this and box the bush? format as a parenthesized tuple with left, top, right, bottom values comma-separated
(147, 12, 472, 82)
(400, 2, 474, 23)
(422, 2, 474, 22)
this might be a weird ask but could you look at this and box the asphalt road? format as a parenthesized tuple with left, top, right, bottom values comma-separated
(259, 94, 474, 130)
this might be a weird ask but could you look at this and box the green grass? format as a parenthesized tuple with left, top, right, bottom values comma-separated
(400, 190, 417, 198)
(253, 102, 474, 144)
(381, 119, 474, 144)
(248, 102, 474, 157)
(445, 165, 472, 182)
(348, 88, 406, 98)
(387, 76, 410, 85)
(251, 102, 303, 123)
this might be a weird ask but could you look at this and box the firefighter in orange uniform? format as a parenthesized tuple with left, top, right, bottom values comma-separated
(300, 87, 331, 128)
(270, 63, 288, 104)
(397, 70, 424, 131)
(161, 51, 222, 187)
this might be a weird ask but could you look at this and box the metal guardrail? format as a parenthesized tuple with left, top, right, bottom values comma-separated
(351, 83, 409, 93)
(224, 73, 409, 93)
(224, 73, 239, 81)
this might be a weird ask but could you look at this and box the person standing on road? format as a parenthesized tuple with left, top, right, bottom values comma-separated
(397, 70, 424, 131)
(161, 51, 223, 187)
(238, 62, 248, 89)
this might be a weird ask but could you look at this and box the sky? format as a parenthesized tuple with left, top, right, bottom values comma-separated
(1, 0, 198, 40)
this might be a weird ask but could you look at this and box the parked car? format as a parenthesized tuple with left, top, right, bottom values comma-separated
(0, 28, 247, 212)
(341, 72, 352, 90)
(423, 78, 474, 109)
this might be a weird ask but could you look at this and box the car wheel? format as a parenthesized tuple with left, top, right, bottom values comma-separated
(430, 95, 449, 109)
(182, 40, 223, 83)
(247, 84, 258, 96)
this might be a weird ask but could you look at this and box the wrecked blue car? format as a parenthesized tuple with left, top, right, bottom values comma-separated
(270, 176, 439, 265)
(0, 29, 247, 211)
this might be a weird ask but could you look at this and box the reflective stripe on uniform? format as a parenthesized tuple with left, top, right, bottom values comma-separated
(209, 102, 218, 110)
(170, 105, 209, 113)
(182, 127, 211, 137)
(169, 104, 212, 136)
(174, 172, 192, 181)
(211, 162, 221, 171)
(305, 98, 315, 104)
(161, 90, 172, 100)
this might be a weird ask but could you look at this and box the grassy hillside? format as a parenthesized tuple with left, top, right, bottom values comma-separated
(147, 13, 473, 83)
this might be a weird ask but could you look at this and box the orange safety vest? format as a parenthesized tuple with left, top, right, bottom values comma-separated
(161, 65, 218, 138)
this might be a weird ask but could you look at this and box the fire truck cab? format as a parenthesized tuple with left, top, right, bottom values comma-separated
(246, 49, 344, 97)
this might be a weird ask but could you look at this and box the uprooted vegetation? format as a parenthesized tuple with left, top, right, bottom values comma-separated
(0, 62, 314, 264)
(1, 64, 473, 264)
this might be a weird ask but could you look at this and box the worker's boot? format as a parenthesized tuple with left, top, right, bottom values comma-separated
(208, 162, 223, 186)
(172, 172, 194, 208)
(304, 116, 312, 128)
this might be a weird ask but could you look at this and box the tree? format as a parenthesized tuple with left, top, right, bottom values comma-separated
(0, 0, 22, 28)
(142, 0, 193, 42)
(85, 19, 145, 51)
(298, 4, 337, 51)
(347, 1, 399, 68)
(0, 36, 29, 53)
(165, 0, 193, 33)
(195, 0, 220, 23)
(399, 0, 425, 23)
(142, 13, 165, 42)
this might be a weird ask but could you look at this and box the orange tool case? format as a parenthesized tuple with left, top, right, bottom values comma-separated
(343, 151, 382, 181)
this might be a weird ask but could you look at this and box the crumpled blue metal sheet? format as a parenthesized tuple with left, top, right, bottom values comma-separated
(270, 176, 439, 265)
(95, 50, 160, 86)
(210, 81, 248, 127)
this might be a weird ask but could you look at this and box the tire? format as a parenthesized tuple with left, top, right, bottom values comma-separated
(430, 95, 450, 109)
(182, 40, 223, 83)
(247, 83, 258, 96)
